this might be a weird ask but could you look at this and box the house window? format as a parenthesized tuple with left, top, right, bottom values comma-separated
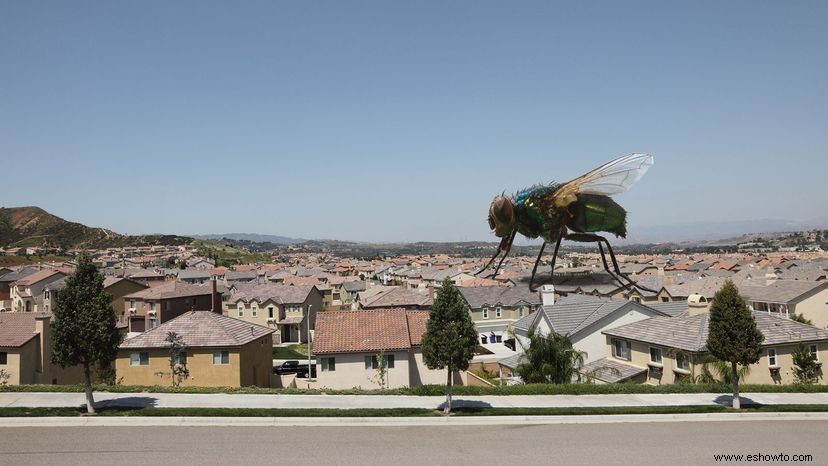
(518, 307, 524, 318)
(165, 301, 171, 311)
(320, 357, 336, 372)
(130, 299, 136, 309)
(496, 307, 502, 318)
(631, 296, 641, 303)
(173, 351, 188, 366)
(482, 307, 489, 319)
(364, 354, 395, 369)
(768, 348, 777, 367)
(810, 344, 819, 361)
(252, 307, 258, 318)
(661, 297, 669, 303)
(649, 347, 663, 365)
(268, 307, 274, 318)
(238, 306, 244, 317)
(0, 352, 6, 365)
(148, 317, 157, 329)
(611, 339, 631, 361)
(149, 302, 156, 312)
(213, 351, 230, 365)
(676, 352, 690, 371)
(130, 352, 149, 366)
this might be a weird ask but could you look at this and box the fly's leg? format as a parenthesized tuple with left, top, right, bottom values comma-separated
(563, 233, 657, 293)
(548, 235, 563, 284)
(475, 236, 507, 276)
(528, 241, 547, 292)
(490, 231, 517, 278)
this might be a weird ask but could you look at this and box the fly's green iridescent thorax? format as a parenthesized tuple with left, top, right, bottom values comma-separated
(511, 186, 627, 242)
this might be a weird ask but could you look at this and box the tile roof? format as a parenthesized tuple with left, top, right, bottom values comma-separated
(0, 313, 48, 347)
(361, 287, 433, 309)
(579, 357, 648, 383)
(120, 311, 273, 349)
(226, 284, 317, 305)
(314, 308, 428, 354)
(13, 269, 65, 286)
(641, 300, 689, 317)
(123, 281, 217, 300)
(458, 286, 541, 309)
(739, 280, 826, 304)
(604, 311, 828, 352)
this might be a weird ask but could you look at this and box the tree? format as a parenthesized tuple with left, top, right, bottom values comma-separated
(705, 280, 764, 409)
(514, 325, 584, 384)
(52, 255, 122, 414)
(790, 313, 813, 326)
(422, 278, 478, 414)
(368, 350, 388, 389)
(792, 344, 820, 385)
(160, 332, 189, 387)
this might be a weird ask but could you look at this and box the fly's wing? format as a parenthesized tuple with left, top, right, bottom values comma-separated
(552, 153, 653, 207)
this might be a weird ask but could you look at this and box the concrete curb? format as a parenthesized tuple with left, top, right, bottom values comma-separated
(2, 412, 828, 427)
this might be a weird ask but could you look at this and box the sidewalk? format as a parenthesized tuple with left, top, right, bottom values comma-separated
(2, 391, 828, 410)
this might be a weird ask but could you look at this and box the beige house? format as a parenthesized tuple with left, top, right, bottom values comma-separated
(739, 281, 828, 329)
(591, 297, 828, 385)
(313, 308, 450, 389)
(10, 269, 67, 313)
(223, 284, 323, 344)
(0, 313, 83, 385)
(117, 310, 273, 387)
(458, 285, 543, 346)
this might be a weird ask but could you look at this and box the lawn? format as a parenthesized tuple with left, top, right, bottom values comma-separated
(272, 345, 308, 359)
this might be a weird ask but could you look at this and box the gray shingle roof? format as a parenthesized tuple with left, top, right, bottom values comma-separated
(120, 310, 273, 349)
(458, 286, 541, 309)
(603, 311, 828, 352)
(580, 357, 647, 383)
(739, 281, 826, 304)
(515, 295, 667, 337)
(642, 300, 689, 317)
(226, 284, 317, 305)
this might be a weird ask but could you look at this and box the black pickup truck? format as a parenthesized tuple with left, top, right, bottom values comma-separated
(273, 361, 317, 378)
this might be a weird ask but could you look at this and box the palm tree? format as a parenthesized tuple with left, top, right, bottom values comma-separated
(693, 354, 751, 384)
(514, 325, 585, 384)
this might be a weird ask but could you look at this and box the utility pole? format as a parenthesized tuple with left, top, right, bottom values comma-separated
(307, 304, 313, 381)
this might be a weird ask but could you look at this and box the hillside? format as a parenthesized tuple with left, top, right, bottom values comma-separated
(0, 206, 192, 250)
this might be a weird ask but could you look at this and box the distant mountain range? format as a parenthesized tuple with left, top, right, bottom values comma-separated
(191, 233, 307, 244)
(0, 206, 192, 249)
(620, 216, 828, 245)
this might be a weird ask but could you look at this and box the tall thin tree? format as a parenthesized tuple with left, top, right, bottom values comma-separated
(52, 255, 122, 414)
(422, 279, 478, 414)
(705, 280, 764, 409)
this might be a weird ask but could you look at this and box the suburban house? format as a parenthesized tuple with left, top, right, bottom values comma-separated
(739, 281, 828, 329)
(177, 269, 212, 284)
(122, 281, 222, 333)
(594, 296, 828, 385)
(223, 284, 322, 344)
(506, 291, 668, 367)
(0, 312, 83, 385)
(458, 285, 543, 346)
(0, 268, 38, 312)
(9, 269, 67, 313)
(117, 310, 273, 387)
(358, 287, 433, 310)
(313, 308, 451, 389)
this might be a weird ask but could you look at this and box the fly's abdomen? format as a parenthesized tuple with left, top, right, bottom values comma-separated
(569, 194, 628, 238)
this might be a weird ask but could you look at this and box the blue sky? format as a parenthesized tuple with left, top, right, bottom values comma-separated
(2, 1, 826, 242)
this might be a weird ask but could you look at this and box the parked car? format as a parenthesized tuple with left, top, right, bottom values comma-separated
(274, 360, 317, 378)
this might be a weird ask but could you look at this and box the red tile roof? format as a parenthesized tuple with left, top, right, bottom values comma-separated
(314, 309, 429, 354)
(0, 313, 48, 347)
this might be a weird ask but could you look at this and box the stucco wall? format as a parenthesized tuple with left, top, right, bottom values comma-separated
(315, 350, 410, 389)
(790, 288, 828, 330)
(571, 304, 661, 364)
(117, 348, 243, 387)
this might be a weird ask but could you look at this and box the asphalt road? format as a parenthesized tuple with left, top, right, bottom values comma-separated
(0, 420, 825, 465)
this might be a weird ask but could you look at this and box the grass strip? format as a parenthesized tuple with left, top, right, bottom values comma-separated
(2, 405, 828, 418)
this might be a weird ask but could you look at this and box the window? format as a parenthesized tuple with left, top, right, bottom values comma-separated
(768, 348, 777, 367)
(364, 354, 395, 369)
(268, 307, 274, 319)
(0, 352, 6, 365)
(173, 351, 188, 366)
(611, 339, 631, 361)
(810, 344, 819, 361)
(165, 301, 171, 311)
(496, 307, 502, 318)
(661, 297, 669, 303)
(518, 307, 524, 318)
(129, 299, 136, 309)
(130, 352, 149, 366)
(149, 302, 156, 312)
(148, 317, 157, 329)
(238, 306, 244, 317)
(213, 351, 230, 365)
(676, 352, 690, 371)
(482, 307, 489, 319)
(320, 357, 336, 372)
(252, 306, 258, 318)
(649, 347, 663, 365)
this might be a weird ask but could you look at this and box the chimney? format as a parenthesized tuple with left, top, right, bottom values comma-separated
(765, 273, 777, 286)
(211, 277, 218, 314)
(687, 294, 710, 316)
(540, 284, 555, 307)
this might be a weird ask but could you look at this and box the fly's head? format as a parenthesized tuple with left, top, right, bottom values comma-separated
(488, 195, 516, 238)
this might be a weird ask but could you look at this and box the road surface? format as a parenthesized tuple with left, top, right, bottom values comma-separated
(0, 420, 824, 465)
